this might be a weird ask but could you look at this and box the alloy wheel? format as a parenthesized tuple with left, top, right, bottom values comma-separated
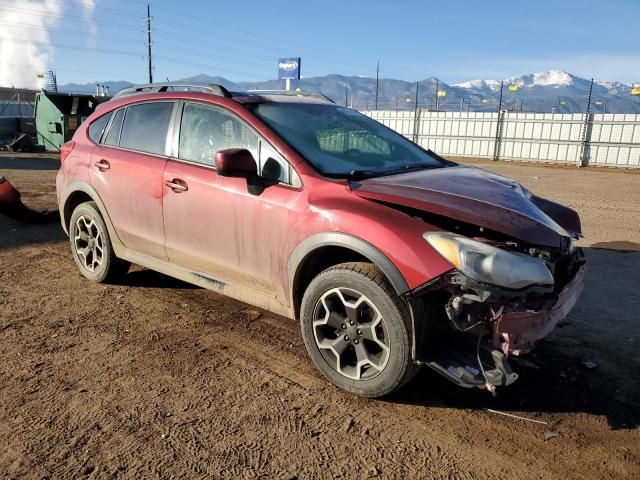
(312, 287, 390, 380)
(74, 215, 104, 272)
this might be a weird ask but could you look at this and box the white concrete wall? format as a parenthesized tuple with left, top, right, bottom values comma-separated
(365, 110, 640, 168)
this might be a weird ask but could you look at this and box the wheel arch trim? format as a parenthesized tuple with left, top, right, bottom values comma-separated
(288, 232, 410, 310)
(60, 181, 126, 255)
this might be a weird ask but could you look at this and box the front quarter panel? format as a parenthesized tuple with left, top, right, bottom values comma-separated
(290, 181, 454, 293)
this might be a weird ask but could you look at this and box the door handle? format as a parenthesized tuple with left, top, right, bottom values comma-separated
(165, 179, 188, 193)
(95, 159, 110, 171)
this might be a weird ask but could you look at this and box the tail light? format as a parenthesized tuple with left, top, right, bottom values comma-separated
(60, 141, 76, 161)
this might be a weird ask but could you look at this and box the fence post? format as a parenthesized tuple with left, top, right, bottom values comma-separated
(493, 81, 504, 161)
(579, 78, 594, 167)
(412, 82, 420, 143)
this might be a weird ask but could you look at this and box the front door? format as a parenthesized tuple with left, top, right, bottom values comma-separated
(162, 102, 301, 302)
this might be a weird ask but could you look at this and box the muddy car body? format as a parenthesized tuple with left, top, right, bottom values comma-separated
(56, 82, 585, 397)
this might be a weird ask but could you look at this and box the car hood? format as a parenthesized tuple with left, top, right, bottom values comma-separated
(349, 165, 582, 248)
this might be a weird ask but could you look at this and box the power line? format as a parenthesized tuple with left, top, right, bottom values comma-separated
(150, 15, 379, 72)
(0, 37, 144, 58)
(0, 61, 135, 79)
(149, 7, 381, 67)
(0, 0, 141, 18)
(0, 3, 142, 30)
(2, 21, 141, 44)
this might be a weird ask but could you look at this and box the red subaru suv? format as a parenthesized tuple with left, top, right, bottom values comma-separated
(56, 83, 586, 397)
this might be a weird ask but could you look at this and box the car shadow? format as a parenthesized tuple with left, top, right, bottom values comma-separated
(0, 155, 60, 171)
(386, 246, 640, 430)
(115, 268, 199, 290)
(590, 240, 640, 251)
(0, 215, 66, 250)
(390, 343, 639, 431)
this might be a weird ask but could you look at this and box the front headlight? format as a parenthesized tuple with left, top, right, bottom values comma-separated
(424, 232, 554, 289)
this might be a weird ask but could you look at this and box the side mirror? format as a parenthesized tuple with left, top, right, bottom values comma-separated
(215, 148, 257, 178)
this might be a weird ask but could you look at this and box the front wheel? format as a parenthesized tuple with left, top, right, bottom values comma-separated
(300, 262, 419, 398)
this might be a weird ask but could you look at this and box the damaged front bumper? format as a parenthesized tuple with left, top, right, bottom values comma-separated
(410, 248, 586, 392)
(494, 263, 587, 356)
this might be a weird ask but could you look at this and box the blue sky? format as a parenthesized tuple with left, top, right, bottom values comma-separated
(14, 0, 640, 85)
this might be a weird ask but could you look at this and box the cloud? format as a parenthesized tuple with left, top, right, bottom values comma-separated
(0, 0, 96, 89)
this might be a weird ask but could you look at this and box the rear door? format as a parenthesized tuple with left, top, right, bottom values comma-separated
(90, 101, 175, 260)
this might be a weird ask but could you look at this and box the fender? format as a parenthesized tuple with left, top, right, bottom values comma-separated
(288, 232, 435, 361)
(60, 181, 128, 258)
(288, 232, 410, 300)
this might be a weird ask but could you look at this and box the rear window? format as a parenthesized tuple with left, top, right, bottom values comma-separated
(119, 102, 174, 155)
(88, 112, 112, 143)
(103, 109, 124, 146)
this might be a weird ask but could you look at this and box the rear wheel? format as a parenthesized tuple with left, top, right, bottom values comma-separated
(69, 201, 130, 283)
(300, 262, 419, 397)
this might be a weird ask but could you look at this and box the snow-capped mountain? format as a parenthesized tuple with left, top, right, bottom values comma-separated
(506, 69, 578, 88)
(452, 79, 502, 96)
(451, 70, 638, 112)
(60, 70, 640, 113)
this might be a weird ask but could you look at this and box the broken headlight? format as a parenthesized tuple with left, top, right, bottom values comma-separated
(423, 232, 554, 289)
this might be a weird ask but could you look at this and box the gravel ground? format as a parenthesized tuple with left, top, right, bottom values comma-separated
(0, 154, 638, 479)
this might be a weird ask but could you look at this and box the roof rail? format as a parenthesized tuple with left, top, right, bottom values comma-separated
(114, 82, 232, 99)
(246, 89, 335, 104)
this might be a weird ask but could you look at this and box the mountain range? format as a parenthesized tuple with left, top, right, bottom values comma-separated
(60, 70, 640, 114)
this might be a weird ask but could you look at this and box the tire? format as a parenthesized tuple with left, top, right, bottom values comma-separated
(68, 201, 130, 283)
(300, 262, 420, 398)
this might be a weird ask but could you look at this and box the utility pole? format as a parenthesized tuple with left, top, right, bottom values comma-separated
(375, 61, 380, 110)
(434, 79, 439, 111)
(345, 86, 348, 107)
(145, 2, 153, 83)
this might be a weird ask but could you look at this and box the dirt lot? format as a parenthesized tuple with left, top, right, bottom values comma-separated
(1, 154, 639, 479)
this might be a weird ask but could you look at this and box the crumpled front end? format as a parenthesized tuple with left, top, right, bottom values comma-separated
(412, 244, 586, 392)
(493, 262, 586, 355)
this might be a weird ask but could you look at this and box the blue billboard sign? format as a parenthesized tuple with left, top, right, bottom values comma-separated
(278, 58, 301, 80)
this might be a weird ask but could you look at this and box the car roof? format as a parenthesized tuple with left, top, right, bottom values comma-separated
(114, 82, 334, 106)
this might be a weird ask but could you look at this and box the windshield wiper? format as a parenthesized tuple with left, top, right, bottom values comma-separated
(347, 163, 441, 180)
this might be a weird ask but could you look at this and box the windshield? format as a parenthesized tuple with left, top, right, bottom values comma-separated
(246, 103, 447, 178)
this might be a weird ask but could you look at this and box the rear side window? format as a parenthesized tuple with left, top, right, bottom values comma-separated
(88, 112, 111, 143)
(120, 102, 174, 155)
(103, 109, 124, 146)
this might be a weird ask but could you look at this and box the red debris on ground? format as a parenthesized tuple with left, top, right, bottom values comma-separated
(0, 176, 57, 223)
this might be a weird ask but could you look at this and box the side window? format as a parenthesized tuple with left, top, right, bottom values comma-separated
(179, 103, 258, 166)
(88, 112, 111, 143)
(120, 102, 174, 155)
(102, 109, 124, 146)
(259, 141, 289, 184)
